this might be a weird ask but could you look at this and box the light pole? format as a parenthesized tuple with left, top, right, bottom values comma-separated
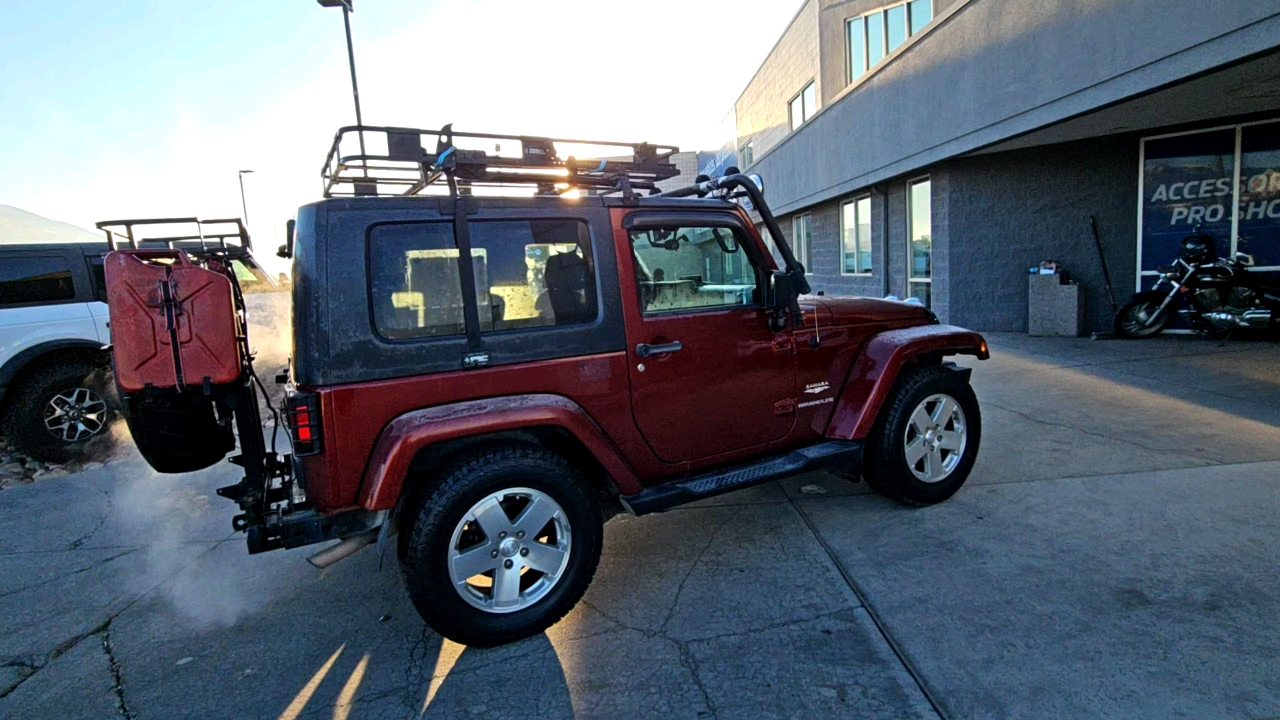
(237, 169, 255, 227)
(317, 0, 367, 167)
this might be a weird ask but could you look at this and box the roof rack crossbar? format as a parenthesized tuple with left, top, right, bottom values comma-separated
(96, 218, 251, 253)
(320, 124, 681, 199)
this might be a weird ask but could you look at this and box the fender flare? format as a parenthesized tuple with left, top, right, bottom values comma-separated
(825, 325, 988, 440)
(357, 393, 642, 510)
(0, 339, 107, 395)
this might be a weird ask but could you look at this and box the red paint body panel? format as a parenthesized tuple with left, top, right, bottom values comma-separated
(303, 352, 653, 512)
(825, 324, 989, 440)
(358, 394, 641, 510)
(611, 209, 796, 463)
(104, 250, 242, 392)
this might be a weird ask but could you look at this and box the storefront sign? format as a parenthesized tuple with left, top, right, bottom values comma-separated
(1140, 121, 1280, 283)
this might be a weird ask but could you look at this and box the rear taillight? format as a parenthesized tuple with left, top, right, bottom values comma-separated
(287, 392, 323, 456)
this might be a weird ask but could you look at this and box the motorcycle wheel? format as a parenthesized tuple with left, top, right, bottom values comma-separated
(1114, 292, 1172, 338)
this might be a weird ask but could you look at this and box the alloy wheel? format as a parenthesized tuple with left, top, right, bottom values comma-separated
(903, 393, 967, 483)
(43, 387, 109, 443)
(447, 487, 572, 614)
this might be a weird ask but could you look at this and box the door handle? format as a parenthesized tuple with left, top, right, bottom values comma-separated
(635, 341, 683, 358)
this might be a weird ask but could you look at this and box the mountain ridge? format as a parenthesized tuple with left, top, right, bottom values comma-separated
(0, 204, 103, 244)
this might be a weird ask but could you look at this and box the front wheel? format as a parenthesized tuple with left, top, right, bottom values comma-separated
(1114, 291, 1173, 338)
(863, 364, 982, 506)
(398, 444, 602, 647)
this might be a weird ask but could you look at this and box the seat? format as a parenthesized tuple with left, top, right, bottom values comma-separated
(543, 252, 593, 323)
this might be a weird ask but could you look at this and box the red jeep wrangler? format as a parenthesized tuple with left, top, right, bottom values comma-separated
(104, 126, 988, 646)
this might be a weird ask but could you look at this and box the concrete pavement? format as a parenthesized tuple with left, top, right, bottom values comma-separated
(0, 333, 1277, 719)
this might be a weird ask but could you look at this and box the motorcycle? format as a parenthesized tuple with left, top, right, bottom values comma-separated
(1114, 229, 1280, 339)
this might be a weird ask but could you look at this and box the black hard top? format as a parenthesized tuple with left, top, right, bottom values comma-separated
(302, 193, 743, 215)
(0, 242, 109, 256)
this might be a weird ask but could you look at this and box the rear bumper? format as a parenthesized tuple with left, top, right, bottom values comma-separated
(242, 506, 380, 555)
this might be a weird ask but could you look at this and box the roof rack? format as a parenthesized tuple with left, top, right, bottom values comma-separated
(96, 217, 252, 256)
(321, 124, 681, 199)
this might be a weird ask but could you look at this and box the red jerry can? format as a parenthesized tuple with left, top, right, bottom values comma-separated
(104, 250, 243, 394)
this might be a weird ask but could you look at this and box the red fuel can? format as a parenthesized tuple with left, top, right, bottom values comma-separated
(104, 249, 243, 393)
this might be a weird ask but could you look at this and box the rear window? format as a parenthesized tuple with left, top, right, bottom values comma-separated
(369, 219, 596, 340)
(0, 257, 76, 306)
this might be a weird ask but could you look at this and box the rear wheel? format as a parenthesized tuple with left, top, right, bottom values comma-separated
(1, 361, 117, 464)
(1114, 292, 1172, 338)
(399, 444, 602, 647)
(863, 364, 981, 506)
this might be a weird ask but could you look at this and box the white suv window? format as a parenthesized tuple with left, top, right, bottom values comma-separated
(0, 257, 76, 307)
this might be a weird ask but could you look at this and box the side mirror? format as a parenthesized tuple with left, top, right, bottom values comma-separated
(278, 219, 296, 259)
(768, 270, 799, 331)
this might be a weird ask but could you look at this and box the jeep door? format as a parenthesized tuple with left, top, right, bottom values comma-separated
(615, 210, 795, 464)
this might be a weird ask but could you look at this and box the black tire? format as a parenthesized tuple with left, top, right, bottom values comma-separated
(1114, 291, 1172, 338)
(862, 364, 981, 506)
(121, 392, 234, 473)
(0, 361, 117, 464)
(398, 444, 602, 647)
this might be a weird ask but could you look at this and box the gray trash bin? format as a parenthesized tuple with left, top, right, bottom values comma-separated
(1028, 273, 1085, 337)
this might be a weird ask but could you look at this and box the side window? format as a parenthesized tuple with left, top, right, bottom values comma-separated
(89, 256, 108, 303)
(469, 219, 597, 331)
(369, 222, 470, 340)
(628, 226, 757, 315)
(0, 256, 76, 307)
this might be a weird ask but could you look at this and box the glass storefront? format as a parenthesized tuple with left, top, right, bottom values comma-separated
(1139, 120, 1280, 288)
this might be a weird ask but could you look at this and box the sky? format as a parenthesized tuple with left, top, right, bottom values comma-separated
(0, 0, 803, 270)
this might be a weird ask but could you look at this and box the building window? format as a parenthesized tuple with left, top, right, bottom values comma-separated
(886, 4, 907, 52)
(848, 1, 934, 83)
(789, 81, 817, 132)
(847, 16, 866, 82)
(792, 214, 812, 272)
(908, 177, 932, 308)
(740, 141, 754, 167)
(842, 196, 873, 275)
(909, 0, 932, 35)
(866, 12, 885, 68)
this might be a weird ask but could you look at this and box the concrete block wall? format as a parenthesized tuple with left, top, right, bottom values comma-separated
(735, 0, 820, 165)
(942, 135, 1139, 333)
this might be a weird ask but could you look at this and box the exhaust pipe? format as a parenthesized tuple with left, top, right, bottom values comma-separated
(308, 528, 378, 569)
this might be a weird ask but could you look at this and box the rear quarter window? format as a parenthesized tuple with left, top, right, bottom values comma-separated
(0, 256, 76, 307)
(368, 219, 597, 341)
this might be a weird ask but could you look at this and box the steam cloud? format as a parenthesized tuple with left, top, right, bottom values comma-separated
(108, 291, 294, 627)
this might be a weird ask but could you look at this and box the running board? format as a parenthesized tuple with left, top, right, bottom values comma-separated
(620, 440, 863, 516)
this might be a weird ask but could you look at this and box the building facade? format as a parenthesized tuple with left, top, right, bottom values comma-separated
(734, 0, 1280, 332)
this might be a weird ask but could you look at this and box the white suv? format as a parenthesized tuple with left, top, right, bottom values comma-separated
(0, 242, 115, 462)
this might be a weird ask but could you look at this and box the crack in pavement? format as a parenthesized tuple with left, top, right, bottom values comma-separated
(0, 548, 139, 599)
(657, 506, 743, 636)
(102, 621, 133, 720)
(0, 533, 236, 703)
(788, 498, 947, 720)
(68, 484, 114, 551)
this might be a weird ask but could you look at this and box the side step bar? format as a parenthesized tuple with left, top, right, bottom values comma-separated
(621, 440, 863, 516)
